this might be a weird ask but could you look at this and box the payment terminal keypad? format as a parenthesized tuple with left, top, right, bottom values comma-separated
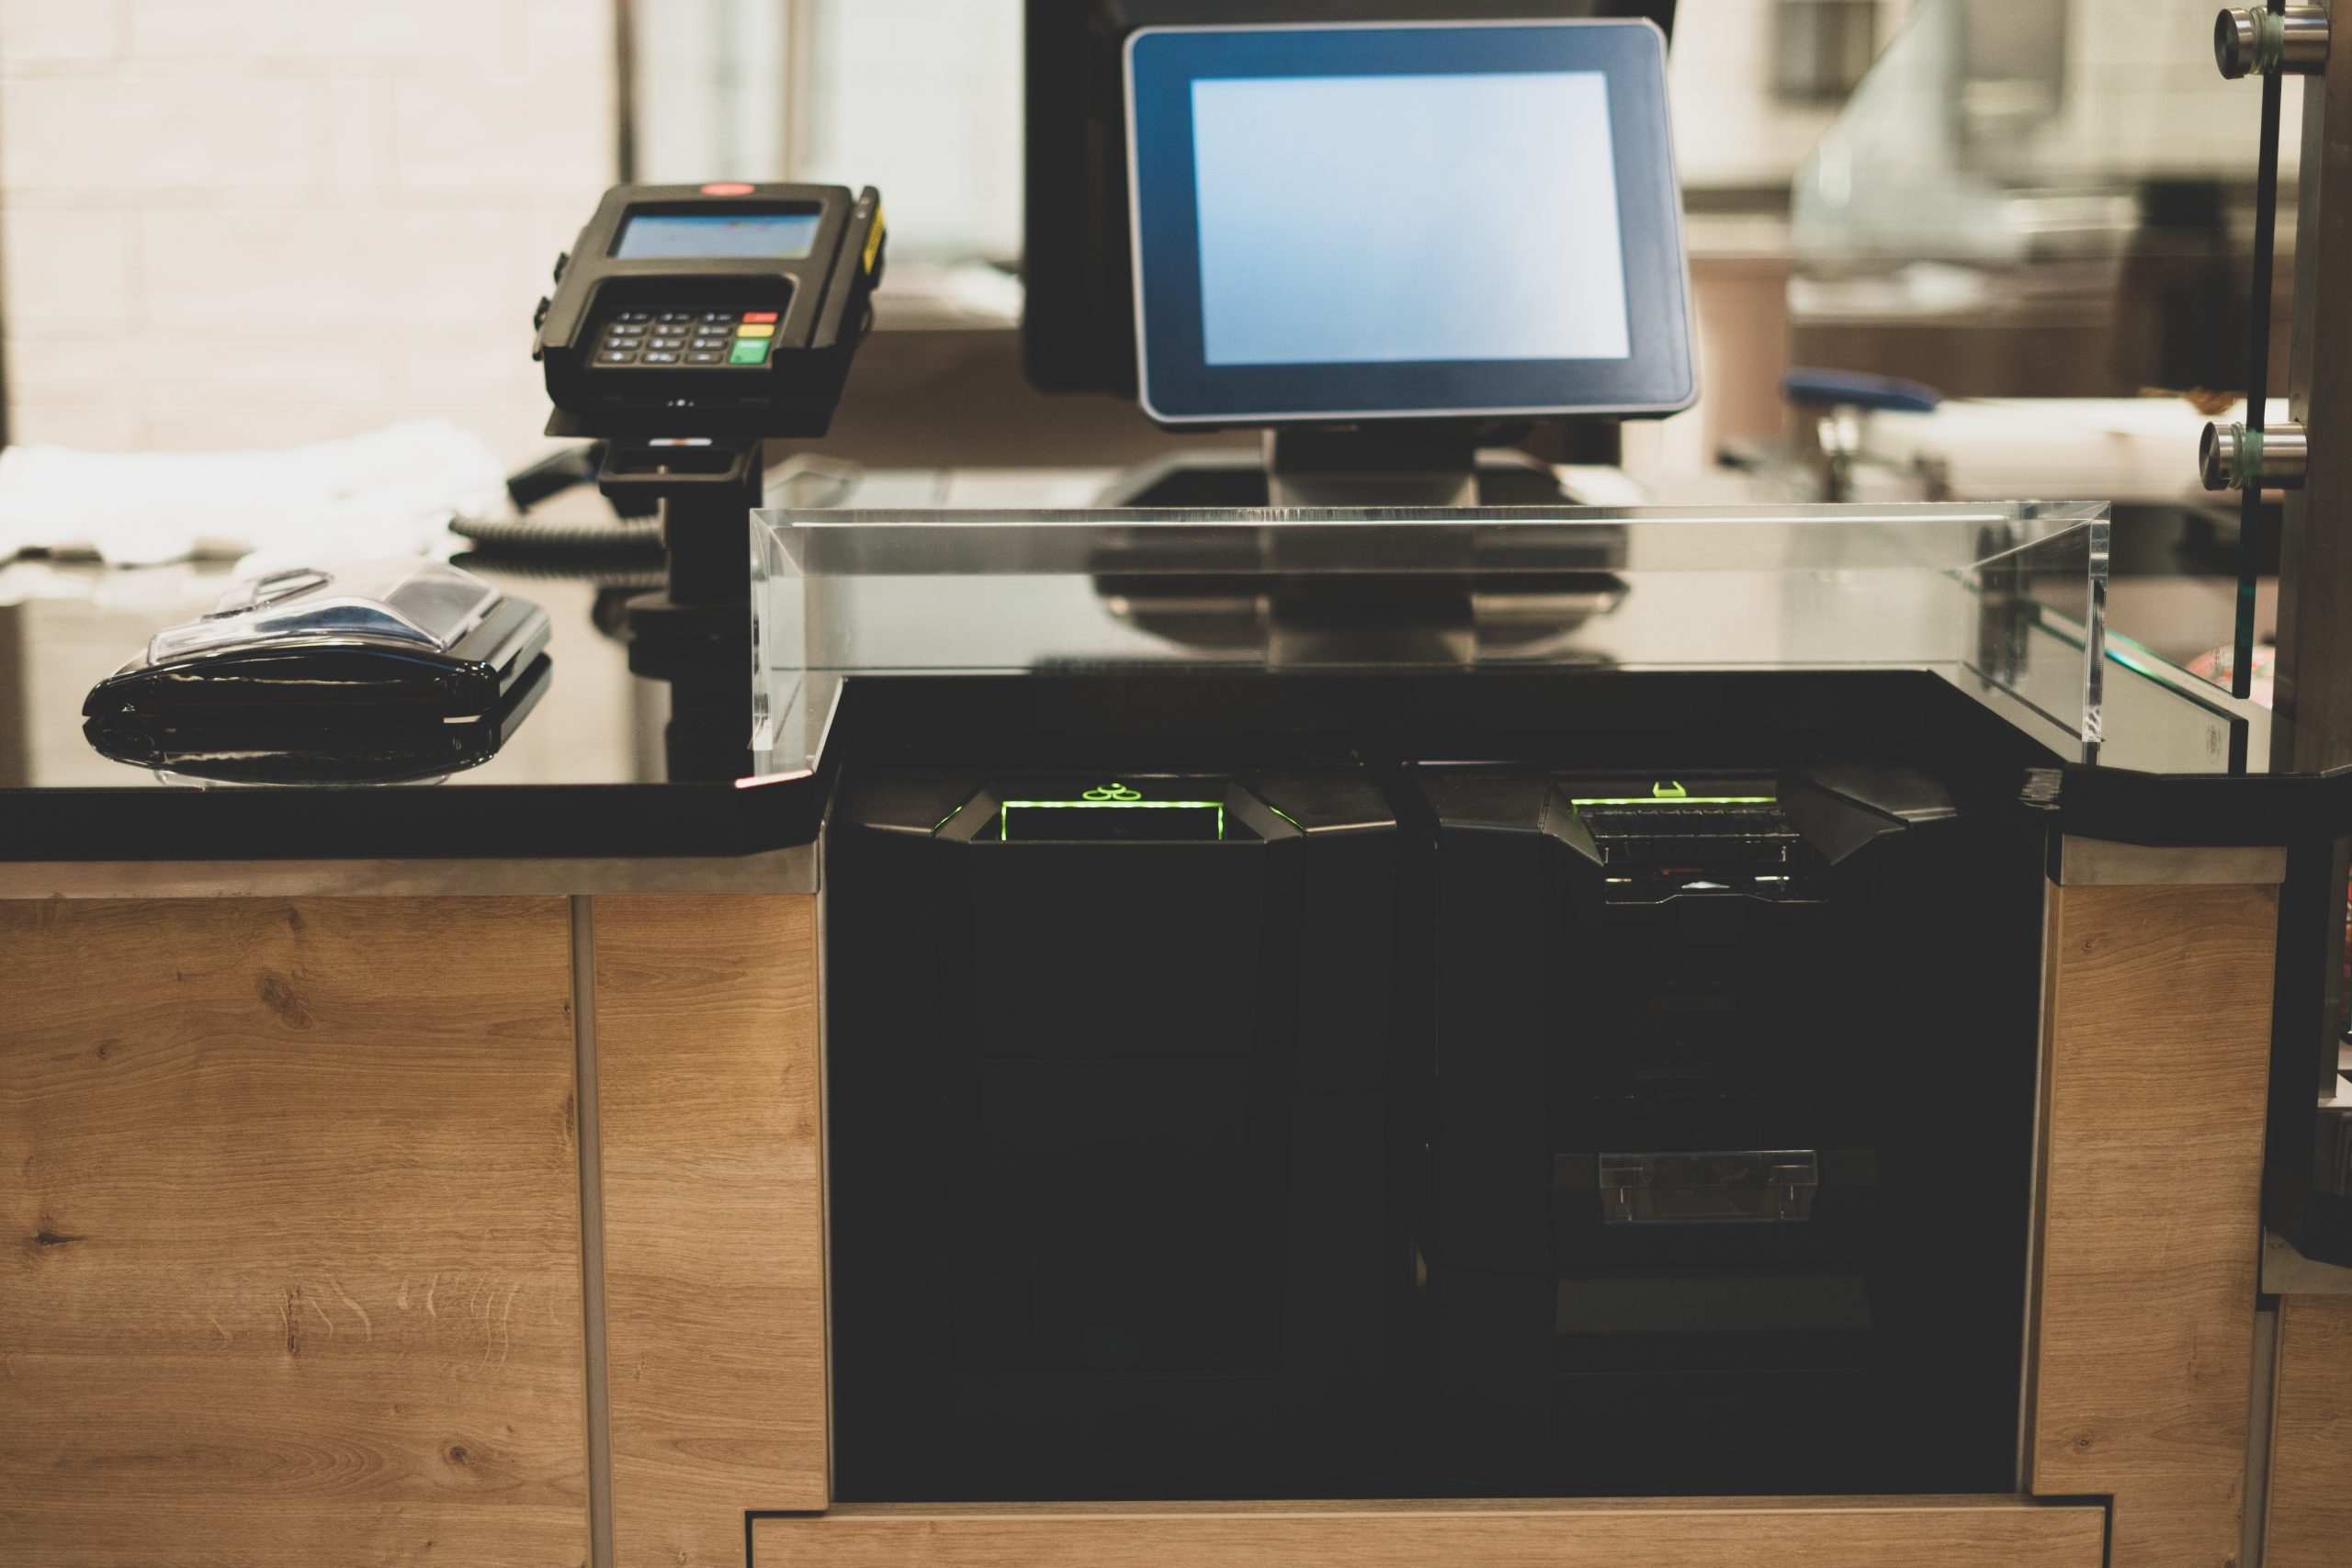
(593, 307, 782, 368)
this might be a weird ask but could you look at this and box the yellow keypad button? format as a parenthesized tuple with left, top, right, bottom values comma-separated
(735, 322, 776, 339)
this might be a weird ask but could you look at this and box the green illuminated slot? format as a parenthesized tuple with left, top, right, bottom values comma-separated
(1571, 795, 1776, 808)
(997, 797, 1227, 840)
(1569, 779, 1777, 809)
(996, 801, 1227, 809)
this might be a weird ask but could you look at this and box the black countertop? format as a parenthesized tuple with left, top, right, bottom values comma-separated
(0, 556, 824, 862)
(0, 493, 2342, 863)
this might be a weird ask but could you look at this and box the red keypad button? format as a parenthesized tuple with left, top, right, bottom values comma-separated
(740, 310, 778, 324)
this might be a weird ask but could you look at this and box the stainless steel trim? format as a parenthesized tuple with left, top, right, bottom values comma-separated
(0, 845, 819, 900)
(2243, 1301, 2278, 1568)
(2017, 873, 2057, 1493)
(2217, 6, 2332, 78)
(2056, 838, 2289, 886)
(816, 829, 838, 1497)
(572, 897, 616, 1568)
(2275, 0, 2352, 776)
(2202, 420, 2312, 490)
(2262, 1224, 2352, 1292)
(2274, 2, 2352, 1234)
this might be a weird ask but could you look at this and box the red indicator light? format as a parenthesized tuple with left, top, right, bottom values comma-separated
(700, 182, 755, 196)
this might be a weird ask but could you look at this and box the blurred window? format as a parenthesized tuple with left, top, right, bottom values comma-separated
(629, 0, 1022, 265)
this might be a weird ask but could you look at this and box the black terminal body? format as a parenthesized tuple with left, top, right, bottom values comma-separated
(534, 182, 886, 440)
(1022, 0, 1676, 400)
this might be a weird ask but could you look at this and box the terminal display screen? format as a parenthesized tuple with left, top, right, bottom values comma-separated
(1190, 71, 1630, 367)
(1125, 20, 1692, 425)
(613, 210, 821, 260)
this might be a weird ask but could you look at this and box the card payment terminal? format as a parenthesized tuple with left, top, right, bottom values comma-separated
(534, 181, 886, 440)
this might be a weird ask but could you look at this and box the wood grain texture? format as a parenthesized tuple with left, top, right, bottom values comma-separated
(0, 897, 588, 1567)
(2028, 881, 2278, 1568)
(2266, 1294, 2352, 1568)
(594, 894, 827, 1565)
(752, 1498, 2108, 1568)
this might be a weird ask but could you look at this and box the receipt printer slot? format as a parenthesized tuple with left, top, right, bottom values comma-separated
(1587, 1149, 1823, 1225)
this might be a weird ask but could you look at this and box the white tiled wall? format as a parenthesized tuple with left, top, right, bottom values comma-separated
(797, 0, 1023, 263)
(0, 0, 616, 463)
(2050, 0, 2302, 178)
(1671, 0, 1918, 189)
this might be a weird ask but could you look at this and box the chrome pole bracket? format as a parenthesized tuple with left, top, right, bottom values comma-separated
(2217, 5, 2331, 78)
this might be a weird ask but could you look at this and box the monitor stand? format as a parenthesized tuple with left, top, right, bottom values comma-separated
(1094, 421, 1618, 509)
(1084, 419, 1634, 663)
(1267, 424, 1476, 507)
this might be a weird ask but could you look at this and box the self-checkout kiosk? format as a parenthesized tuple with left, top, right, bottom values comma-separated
(17, 6, 2352, 1567)
(484, 0, 2352, 1554)
(808, 9, 2058, 1508)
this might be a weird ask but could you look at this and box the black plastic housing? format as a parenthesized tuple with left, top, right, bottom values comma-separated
(1423, 765, 2044, 1496)
(82, 655, 552, 784)
(1021, 0, 1677, 399)
(826, 768, 1418, 1502)
(536, 182, 884, 438)
(81, 596, 549, 724)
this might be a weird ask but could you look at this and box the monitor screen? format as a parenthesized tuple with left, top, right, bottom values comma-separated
(613, 210, 821, 261)
(1192, 72, 1630, 368)
(1019, 1, 1679, 400)
(1125, 20, 1691, 426)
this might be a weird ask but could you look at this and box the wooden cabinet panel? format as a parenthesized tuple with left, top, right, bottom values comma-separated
(593, 895, 828, 1565)
(2267, 1294, 2352, 1568)
(0, 897, 588, 1567)
(752, 1498, 2108, 1568)
(2028, 881, 2278, 1568)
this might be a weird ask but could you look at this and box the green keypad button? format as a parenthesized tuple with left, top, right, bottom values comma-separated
(727, 337, 770, 366)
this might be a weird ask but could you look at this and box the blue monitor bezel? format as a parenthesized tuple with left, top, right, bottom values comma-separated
(1125, 19, 1694, 427)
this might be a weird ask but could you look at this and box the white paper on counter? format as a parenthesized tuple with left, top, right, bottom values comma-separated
(0, 418, 509, 570)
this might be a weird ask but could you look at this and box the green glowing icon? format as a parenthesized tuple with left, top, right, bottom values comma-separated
(1083, 782, 1145, 801)
(1570, 787, 1777, 809)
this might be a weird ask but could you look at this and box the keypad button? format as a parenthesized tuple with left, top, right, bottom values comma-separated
(659, 310, 695, 322)
(616, 309, 652, 322)
(727, 337, 770, 366)
(600, 350, 638, 364)
(691, 338, 729, 353)
(701, 309, 738, 323)
(741, 310, 778, 324)
(643, 349, 681, 364)
(734, 322, 775, 339)
(686, 350, 726, 364)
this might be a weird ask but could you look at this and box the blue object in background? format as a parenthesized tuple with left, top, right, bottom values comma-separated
(1781, 367, 1944, 414)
